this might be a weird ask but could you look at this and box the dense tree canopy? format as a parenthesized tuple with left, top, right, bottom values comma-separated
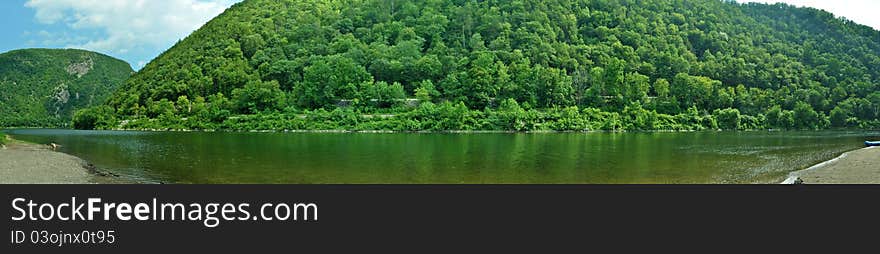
(82, 0, 880, 131)
(0, 49, 132, 127)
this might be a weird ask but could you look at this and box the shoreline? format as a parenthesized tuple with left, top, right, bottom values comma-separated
(84, 127, 800, 134)
(0, 135, 128, 184)
(13, 125, 878, 134)
(782, 146, 880, 184)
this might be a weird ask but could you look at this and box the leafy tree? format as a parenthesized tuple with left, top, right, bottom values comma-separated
(296, 55, 372, 109)
(534, 66, 574, 108)
(147, 99, 177, 119)
(365, 81, 406, 108)
(624, 72, 650, 102)
(233, 80, 285, 114)
(829, 106, 849, 128)
(494, 98, 529, 131)
(653, 78, 670, 98)
(765, 105, 794, 129)
(671, 73, 717, 110)
(72, 106, 118, 130)
(414, 80, 440, 102)
(793, 102, 819, 130)
(622, 102, 657, 130)
(461, 52, 502, 109)
(714, 108, 741, 130)
(207, 93, 232, 122)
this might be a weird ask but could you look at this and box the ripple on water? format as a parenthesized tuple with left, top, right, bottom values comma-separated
(4, 129, 874, 184)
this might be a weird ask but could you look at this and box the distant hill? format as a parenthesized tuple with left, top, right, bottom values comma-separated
(0, 48, 133, 127)
(87, 0, 880, 131)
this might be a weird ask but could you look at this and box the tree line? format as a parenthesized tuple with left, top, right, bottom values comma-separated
(75, 0, 880, 131)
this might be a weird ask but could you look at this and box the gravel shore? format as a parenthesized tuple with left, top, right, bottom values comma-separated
(0, 137, 125, 184)
(787, 146, 880, 184)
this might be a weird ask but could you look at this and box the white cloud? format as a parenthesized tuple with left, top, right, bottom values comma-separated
(737, 0, 880, 30)
(24, 0, 241, 55)
(23, 29, 90, 47)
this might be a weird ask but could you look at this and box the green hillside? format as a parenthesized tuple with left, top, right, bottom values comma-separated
(84, 0, 879, 131)
(0, 48, 133, 127)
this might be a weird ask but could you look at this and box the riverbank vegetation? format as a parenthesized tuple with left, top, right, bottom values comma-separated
(73, 0, 880, 131)
(73, 99, 880, 132)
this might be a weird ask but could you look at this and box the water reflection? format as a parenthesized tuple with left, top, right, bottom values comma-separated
(6, 129, 877, 184)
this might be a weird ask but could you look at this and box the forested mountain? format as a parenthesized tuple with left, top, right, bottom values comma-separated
(80, 0, 880, 131)
(0, 49, 133, 127)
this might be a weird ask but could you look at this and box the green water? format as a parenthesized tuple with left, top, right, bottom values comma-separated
(4, 129, 878, 184)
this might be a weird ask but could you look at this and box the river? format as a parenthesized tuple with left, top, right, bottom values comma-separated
(5, 129, 877, 184)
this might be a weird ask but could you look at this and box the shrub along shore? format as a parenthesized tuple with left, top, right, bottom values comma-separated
(72, 98, 880, 132)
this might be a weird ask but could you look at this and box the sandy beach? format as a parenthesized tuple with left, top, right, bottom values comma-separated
(786, 146, 880, 184)
(0, 136, 125, 184)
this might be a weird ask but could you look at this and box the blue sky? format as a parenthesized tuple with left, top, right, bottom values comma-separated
(1, 0, 877, 70)
(1, 0, 242, 69)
